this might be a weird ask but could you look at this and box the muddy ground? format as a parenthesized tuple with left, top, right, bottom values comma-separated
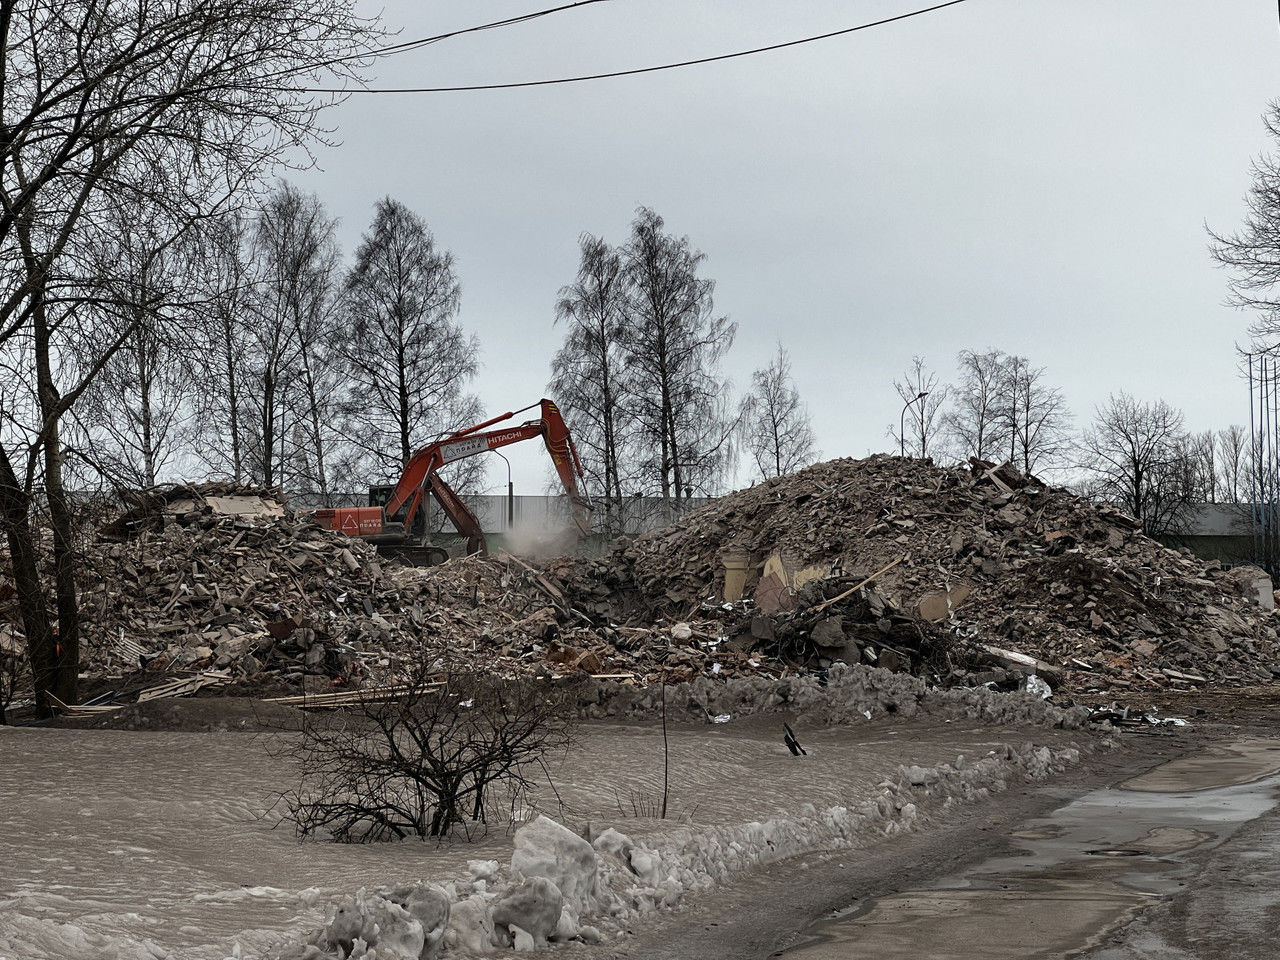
(0, 689, 1092, 959)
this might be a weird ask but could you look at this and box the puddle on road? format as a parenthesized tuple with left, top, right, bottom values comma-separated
(1120, 737, 1280, 792)
(781, 738, 1280, 960)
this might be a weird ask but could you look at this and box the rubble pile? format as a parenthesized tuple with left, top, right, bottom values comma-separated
(555, 455, 1280, 691)
(86, 508, 394, 687)
(75, 486, 785, 694)
(13, 455, 1280, 704)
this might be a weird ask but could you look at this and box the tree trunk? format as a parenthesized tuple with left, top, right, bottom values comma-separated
(397, 332, 411, 467)
(138, 331, 157, 488)
(41, 428, 80, 708)
(227, 335, 242, 484)
(33, 286, 81, 709)
(261, 369, 276, 487)
(0, 450, 58, 719)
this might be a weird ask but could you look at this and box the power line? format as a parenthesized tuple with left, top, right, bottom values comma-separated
(302, 0, 970, 95)
(366, 0, 615, 61)
(264, 1, 614, 80)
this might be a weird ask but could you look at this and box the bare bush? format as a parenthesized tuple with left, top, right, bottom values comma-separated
(278, 667, 575, 842)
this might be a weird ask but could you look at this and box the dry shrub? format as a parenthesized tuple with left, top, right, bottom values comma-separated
(279, 662, 575, 842)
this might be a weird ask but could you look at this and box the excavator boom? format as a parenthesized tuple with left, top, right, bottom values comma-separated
(315, 398, 591, 560)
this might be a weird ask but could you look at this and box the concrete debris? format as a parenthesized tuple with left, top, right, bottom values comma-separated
(551, 456, 1280, 692)
(99, 481, 285, 539)
(7, 452, 1279, 705)
(1227, 564, 1275, 610)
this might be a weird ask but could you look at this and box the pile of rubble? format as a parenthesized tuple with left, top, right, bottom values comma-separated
(555, 456, 1280, 692)
(72, 484, 784, 698)
(13, 454, 1280, 705)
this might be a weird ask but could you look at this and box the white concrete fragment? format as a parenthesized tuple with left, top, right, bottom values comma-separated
(1229, 564, 1275, 610)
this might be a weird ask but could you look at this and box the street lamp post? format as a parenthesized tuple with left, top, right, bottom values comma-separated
(899, 391, 930, 458)
(492, 450, 514, 528)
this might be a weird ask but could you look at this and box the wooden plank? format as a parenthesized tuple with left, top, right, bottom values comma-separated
(810, 556, 905, 614)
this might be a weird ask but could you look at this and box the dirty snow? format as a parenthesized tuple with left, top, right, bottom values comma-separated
(0, 673, 1099, 959)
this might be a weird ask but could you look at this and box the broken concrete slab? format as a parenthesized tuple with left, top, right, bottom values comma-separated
(1227, 564, 1275, 611)
(917, 584, 972, 623)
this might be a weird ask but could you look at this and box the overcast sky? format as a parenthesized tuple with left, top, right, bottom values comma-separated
(290, 0, 1280, 493)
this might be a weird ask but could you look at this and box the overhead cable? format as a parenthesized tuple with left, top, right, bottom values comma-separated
(301, 0, 971, 94)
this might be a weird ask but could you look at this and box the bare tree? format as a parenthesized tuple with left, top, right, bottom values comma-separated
(1001, 357, 1071, 476)
(889, 356, 949, 459)
(194, 210, 255, 484)
(549, 233, 633, 532)
(1181, 430, 1219, 503)
(1080, 393, 1190, 537)
(243, 182, 343, 499)
(943, 348, 1009, 462)
(72, 204, 206, 488)
(742, 344, 817, 479)
(279, 663, 574, 842)
(337, 197, 477, 485)
(1217, 424, 1249, 503)
(621, 207, 738, 502)
(0, 0, 375, 716)
(1210, 103, 1280, 343)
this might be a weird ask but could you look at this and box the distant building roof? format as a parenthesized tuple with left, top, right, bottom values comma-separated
(1181, 503, 1254, 537)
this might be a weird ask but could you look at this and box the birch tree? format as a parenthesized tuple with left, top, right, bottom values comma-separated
(943, 349, 1009, 462)
(243, 182, 343, 499)
(1217, 424, 1249, 503)
(742, 344, 816, 479)
(73, 204, 204, 487)
(1000, 356, 1071, 476)
(549, 233, 632, 532)
(195, 210, 255, 484)
(890, 356, 948, 459)
(621, 207, 737, 502)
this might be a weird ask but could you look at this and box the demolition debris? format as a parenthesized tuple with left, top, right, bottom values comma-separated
(5, 454, 1280, 713)
(554, 455, 1280, 692)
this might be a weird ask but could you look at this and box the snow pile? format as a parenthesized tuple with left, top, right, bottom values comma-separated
(272, 739, 1090, 959)
(305, 883, 450, 960)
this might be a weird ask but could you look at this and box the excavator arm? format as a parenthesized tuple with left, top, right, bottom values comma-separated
(377, 398, 591, 552)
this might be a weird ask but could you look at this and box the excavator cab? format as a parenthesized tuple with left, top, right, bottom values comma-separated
(367, 484, 424, 535)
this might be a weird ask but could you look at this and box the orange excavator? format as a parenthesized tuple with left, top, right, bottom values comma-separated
(314, 398, 591, 565)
